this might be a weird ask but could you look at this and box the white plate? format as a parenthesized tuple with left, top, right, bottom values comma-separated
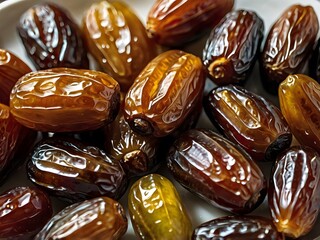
(0, 0, 320, 239)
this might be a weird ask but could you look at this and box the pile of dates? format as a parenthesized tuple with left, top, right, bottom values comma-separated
(1, 0, 320, 239)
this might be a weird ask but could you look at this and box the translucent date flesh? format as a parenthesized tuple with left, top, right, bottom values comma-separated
(128, 174, 192, 240)
(268, 146, 320, 238)
(167, 129, 266, 214)
(10, 68, 120, 132)
(203, 10, 264, 85)
(35, 197, 127, 240)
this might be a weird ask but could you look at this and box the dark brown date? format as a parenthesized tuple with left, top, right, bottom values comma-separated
(268, 146, 320, 238)
(203, 10, 264, 85)
(0, 186, 53, 240)
(17, 3, 89, 70)
(167, 129, 267, 214)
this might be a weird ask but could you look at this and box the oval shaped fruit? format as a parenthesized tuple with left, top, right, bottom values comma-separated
(260, 4, 319, 94)
(35, 197, 127, 240)
(128, 174, 192, 240)
(10, 68, 120, 132)
(17, 3, 89, 70)
(0, 186, 53, 240)
(268, 146, 320, 238)
(167, 129, 266, 214)
(146, 0, 234, 46)
(204, 85, 292, 161)
(203, 9, 264, 85)
(124, 50, 205, 137)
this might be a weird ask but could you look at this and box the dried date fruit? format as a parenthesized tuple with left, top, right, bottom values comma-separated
(0, 186, 53, 240)
(124, 50, 205, 137)
(203, 10, 264, 85)
(268, 146, 320, 238)
(146, 0, 234, 46)
(309, 39, 320, 82)
(27, 137, 127, 202)
(10, 68, 120, 132)
(35, 197, 127, 240)
(128, 174, 192, 240)
(279, 74, 320, 152)
(260, 4, 319, 94)
(204, 85, 292, 161)
(17, 3, 89, 70)
(83, 1, 157, 92)
(167, 129, 266, 214)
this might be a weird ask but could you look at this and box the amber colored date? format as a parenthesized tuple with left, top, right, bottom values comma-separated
(268, 146, 320, 238)
(0, 186, 53, 240)
(203, 10, 264, 85)
(17, 3, 89, 70)
(146, 0, 234, 46)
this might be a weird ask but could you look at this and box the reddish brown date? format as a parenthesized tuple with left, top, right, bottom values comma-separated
(203, 10, 264, 85)
(268, 146, 320, 238)
(0, 186, 53, 240)
(17, 3, 89, 70)
(167, 129, 267, 214)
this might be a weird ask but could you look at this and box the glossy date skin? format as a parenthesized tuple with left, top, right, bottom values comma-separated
(146, 0, 234, 46)
(0, 186, 53, 240)
(167, 129, 267, 214)
(203, 10, 264, 85)
(10, 68, 120, 132)
(35, 197, 127, 240)
(268, 146, 320, 238)
(17, 3, 89, 70)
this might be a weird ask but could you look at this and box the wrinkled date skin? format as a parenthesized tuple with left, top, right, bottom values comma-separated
(128, 174, 192, 240)
(83, 1, 157, 92)
(27, 137, 127, 202)
(10, 68, 120, 132)
(0, 49, 31, 105)
(260, 5, 319, 94)
(268, 146, 320, 238)
(146, 0, 234, 46)
(204, 85, 292, 161)
(124, 50, 205, 137)
(203, 10, 264, 85)
(35, 197, 127, 240)
(279, 74, 320, 152)
(0, 186, 53, 240)
(17, 3, 89, 70)
(167, 129, 267, 214)
(192, 215, 285, 240)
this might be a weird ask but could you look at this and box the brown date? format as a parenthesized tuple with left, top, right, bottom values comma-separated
(260, 4, 319, 94)
(35, 197, 127, 240)
(10, 68, 120, 132)
(268, 146, 320, 238)
(17, 3, 89, 70)
(0, 186, 53, 240)
(203, 10, 264, 85)
(146, 0, 234, 46)
(167, 129, 267, 214)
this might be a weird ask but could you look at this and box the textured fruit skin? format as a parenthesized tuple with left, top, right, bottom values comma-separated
(124, 50, 205, 137)
(83, 1, 157, 92)
(203, 10, 264, 85)
(279, 74, 320, 152)
(204, 85, 292, 161)
(260, 5, 319, 94)
(17, 3, 89, 70)
(192, 215, 285, 240)
(10, 68, 120, 132)
(27, 137, 127, 203)
(146, 0, 234, 46)
(0, 186, 53, 240)
(167, 129, 266, 214)
(128, 174, 192, 240)
(35, 197, 127, 240)
(268, 146, 320, 238)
